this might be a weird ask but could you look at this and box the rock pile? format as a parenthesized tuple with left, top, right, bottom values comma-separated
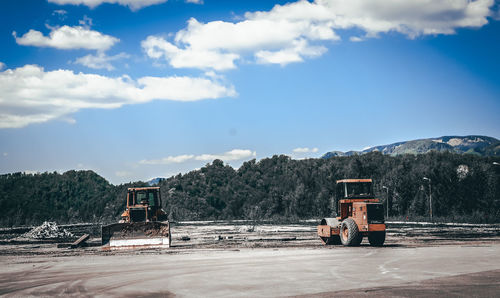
(23, 222, 74, 239)
(238, 225, 255, 232)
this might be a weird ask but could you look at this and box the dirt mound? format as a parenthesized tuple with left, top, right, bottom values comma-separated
(22, 222, 74, 239)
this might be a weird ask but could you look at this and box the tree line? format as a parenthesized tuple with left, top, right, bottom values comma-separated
(0, 152, 498, 227)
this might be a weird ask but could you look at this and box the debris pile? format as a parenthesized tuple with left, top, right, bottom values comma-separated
(238, 225, 255, 233)
(23, 222, 74, 239)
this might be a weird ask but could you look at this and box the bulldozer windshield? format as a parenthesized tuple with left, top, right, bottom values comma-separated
(134, 190, 158, 206)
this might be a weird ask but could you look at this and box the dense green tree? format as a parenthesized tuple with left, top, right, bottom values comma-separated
(0, 152, 498, 226)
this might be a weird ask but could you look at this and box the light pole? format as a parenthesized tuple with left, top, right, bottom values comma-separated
(423, 177, 432, 221)
(382, 186, 389, 218)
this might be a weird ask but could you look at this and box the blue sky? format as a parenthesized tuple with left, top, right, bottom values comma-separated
(1, 0, 499, 184)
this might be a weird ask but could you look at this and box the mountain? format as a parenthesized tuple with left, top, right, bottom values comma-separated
(322, 135, 500, 158)
(147, 177, 165, 186)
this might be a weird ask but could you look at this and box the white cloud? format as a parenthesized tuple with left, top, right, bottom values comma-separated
(0, 64, 236, 128)
(315, 0, 493, 38)
(0, 62, 5, 71)
(52, 9, 67, 20)
(142, 8, 339, 70)
(142, 36, 239, 71)
(293, 147, 319, 153)
(255, 39, 327, 66)
(140, 155, 195, 165)
(23, 170, 40, 175)
(195, 149, 257, 161)
(79, 15, 93, 28)
(53, 9, 67, 15)
(494, 6, 500, 20)
(74, 52, 130, 70)
(115, 170, 133, 177)
(48, 0, 168, 11)
(13, 25, 118, 51)
(185, 0, 203, 4)
(142, 0, 493, 70)
(140, 149, 256, 165)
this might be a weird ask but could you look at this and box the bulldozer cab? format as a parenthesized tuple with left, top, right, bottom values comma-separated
(124, 187, 165, 223)
(129, 187, 160, 207)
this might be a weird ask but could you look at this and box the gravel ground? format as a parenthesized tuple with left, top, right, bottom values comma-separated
(0, 221, 499, 297)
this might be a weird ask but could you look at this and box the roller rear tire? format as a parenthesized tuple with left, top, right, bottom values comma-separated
(368, 231, 386, 246)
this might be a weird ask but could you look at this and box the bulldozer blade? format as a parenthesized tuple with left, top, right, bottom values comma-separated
(101, 221, 171, 249)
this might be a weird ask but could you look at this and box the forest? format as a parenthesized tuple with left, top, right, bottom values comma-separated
(0, 152, 499, 227)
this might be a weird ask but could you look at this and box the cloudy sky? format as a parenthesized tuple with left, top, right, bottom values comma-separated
(1, 0, 499, 184)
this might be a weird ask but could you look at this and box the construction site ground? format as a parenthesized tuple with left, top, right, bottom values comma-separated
(1, 221, 499, 297)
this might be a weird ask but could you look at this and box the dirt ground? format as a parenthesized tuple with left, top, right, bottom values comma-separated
(0, 221, 499, 297)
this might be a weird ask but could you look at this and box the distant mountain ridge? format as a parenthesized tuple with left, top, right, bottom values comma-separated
(147, 177, 165, 186)
(322, 135, 500, 158)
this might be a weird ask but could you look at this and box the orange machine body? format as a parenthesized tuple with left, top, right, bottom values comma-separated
(102, 186, 171, 249)
(318, 179, 386, 246)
